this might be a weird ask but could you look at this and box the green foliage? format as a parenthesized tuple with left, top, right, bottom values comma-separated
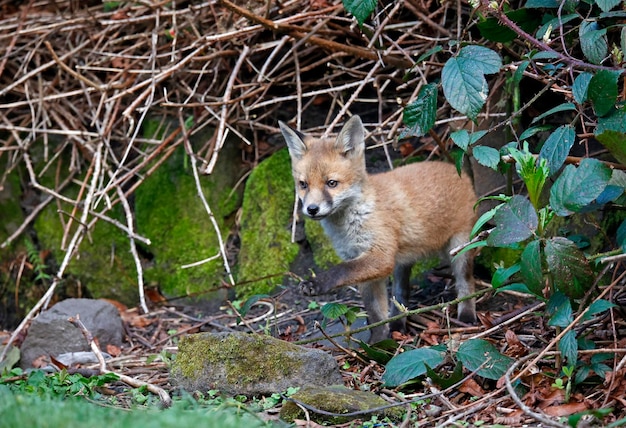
(382, 338, 514, 387)
(442, 45, 502, 121)
(0, 386, 280, 428)
(382, 346, 446, 387)
(342, 0, 377, 26)
(320, 302, 361, 328)
(456, 339, 514, 380)
(394, 0, 625, 397)
(1, 368, 119, 399)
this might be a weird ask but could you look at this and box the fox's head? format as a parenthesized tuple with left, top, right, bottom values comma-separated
(279, 115, 368, 220)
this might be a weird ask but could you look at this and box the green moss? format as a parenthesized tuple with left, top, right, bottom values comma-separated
(236, 149, 300, 297)
(35, 200, 140, 303)
(280, 385, 404, 424)
(174, 333, 310, 386)
(134, 140, 242, 297)
(0, 169, 26, 253)
(304, 220, 341, 269)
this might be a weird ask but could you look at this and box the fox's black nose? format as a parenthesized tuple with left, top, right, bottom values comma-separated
(307, 205, 320, 216)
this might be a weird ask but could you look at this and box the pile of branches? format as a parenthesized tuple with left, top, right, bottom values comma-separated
(0, 0, 479, 309)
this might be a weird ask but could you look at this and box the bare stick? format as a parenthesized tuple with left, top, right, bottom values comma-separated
(69, 314, 172, 407)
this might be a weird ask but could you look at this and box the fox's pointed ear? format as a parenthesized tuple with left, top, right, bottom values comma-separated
(335, 115, 365, 158)
(279, 121, 307, 160)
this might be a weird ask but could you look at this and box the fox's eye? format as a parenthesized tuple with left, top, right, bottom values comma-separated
(299, 180, 308, 189)
(326, 180, 338, 188)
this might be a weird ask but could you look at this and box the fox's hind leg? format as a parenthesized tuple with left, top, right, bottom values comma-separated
(389, 264, 412, 334)
(449, 233, 476, 323)
(360, 279, 389, 343)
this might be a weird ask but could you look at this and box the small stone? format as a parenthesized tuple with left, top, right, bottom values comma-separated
(20, 298, 123, 368)
(280, 385, 405, 424)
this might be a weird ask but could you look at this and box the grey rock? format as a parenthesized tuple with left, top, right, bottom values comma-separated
(20, 298, 123, 368)
(170, 332, 343, 395)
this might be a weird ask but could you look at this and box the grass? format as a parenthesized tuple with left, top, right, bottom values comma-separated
(0, 386, 282, 428)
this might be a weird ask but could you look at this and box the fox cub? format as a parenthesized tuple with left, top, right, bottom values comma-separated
(279, 115, 477, 343)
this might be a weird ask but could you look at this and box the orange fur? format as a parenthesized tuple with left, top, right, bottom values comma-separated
(279, 116, 477, 342)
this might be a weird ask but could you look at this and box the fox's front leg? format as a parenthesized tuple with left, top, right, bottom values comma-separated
(299, 251, 395, 295)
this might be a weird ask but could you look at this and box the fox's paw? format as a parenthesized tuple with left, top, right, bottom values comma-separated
(299, 279, 323, 296)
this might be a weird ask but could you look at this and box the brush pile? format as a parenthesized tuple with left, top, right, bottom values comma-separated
(0, 0, 474, 306)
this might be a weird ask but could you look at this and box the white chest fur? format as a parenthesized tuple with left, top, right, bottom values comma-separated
(321, 199, 375, 261)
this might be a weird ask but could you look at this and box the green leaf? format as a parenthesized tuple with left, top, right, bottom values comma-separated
(442, 46, 501, 121)
(525, 0, 559, 7)
(559, 330, 578, 366)
(618, 219, 626, 251)
(597, 130, 626, 166)
(342, 0, 376, 26)
(596, 0, 622, 12)
(442, 57, 488, 121)
(596, 107, 626, 165)
(470, 204, 502, 239)
(583, 299, 616, 321)
(477, 10, 541, 43)
(402, 84, 438, 137)
(536, 14, 578, 41)
(413, 46, 444, 65)
(487, 195, 538, 246)
(358, 340, 396, 364)
(548, 292, 573, 327)
(239, 294, 270, 317)
(545, 237, 594, 299)
(473, 145, 501, 170)
(596, 106, 626, 134)
(382, 347, 446, 386)
(520, 240, 544, 295)
(572, 72, 593, 104)
(579, 20, 608, 65)
(531, 102, 576, 124)
(538, 125, 576, 176)
(456, 339, 514, 380)
(519, 124, 553, 141)
(492, 263, 521, 288)
(549, 158, 612, 216)
(425, 361, 464, 389)
(459, 45, 502, 75)
(588, 70, 620, 117)
(320, 302, 349, 320)
(451, 130, 471, 151)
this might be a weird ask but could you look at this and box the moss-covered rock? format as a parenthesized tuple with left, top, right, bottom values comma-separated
(170, 332, 343, 395)
(280, 385, 404, 424)
(304, 220, 341, 269)
(35, 203, 140, 303)
(32, 127, 243, 305)
(236, 149, 300, 297)
(134, 138, 242, 298)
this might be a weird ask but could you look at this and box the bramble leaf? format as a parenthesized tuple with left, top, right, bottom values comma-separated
(572, 72, 593, 104)
(588, 70, 620, 117)
(382, 347, 446, 386)
(442, 46, 501, 121)
(549, 158, 612, 216)
(473, 145, 500, 170)
(538, 125, 576, 176)
(545, 237, 594, 299)
(520, 240, 543, 296)
(402, 84, 438, 137)
(487, 195, 538, 246)
(579, 20, 608, 65)
(457, 339, 513, 380)
(342, 0, 376, 26)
